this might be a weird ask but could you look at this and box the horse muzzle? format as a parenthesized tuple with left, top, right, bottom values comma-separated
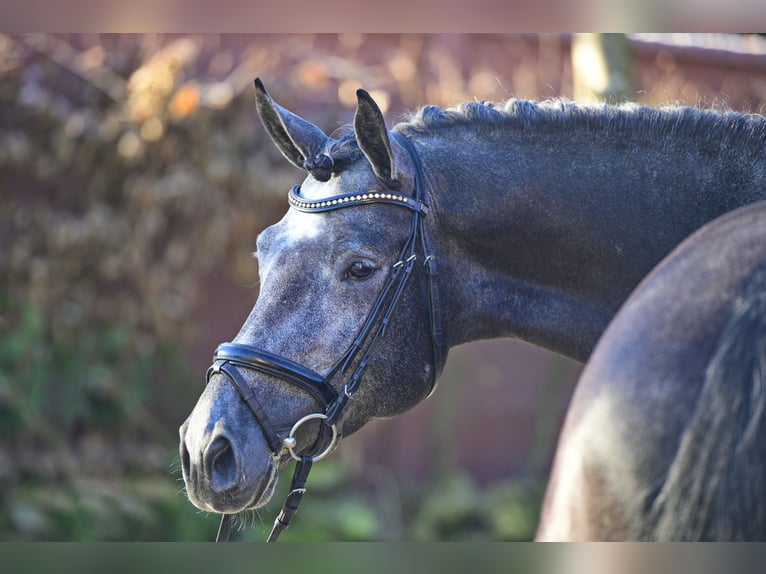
(179, 415, 278, 513)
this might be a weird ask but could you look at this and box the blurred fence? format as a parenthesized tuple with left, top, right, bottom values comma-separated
(1, 33, 765, 540)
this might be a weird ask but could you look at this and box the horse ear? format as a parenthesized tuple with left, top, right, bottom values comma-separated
(254, 78, 330, 171)
(354, 89, 397, 182)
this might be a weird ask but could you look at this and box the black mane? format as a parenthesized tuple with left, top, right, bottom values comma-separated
(323, 99, 766, 176)
(396, 99, 766, 150)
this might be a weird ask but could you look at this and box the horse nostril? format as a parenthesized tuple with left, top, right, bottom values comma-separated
(181, 441, 191, 478)
(205, 436, 239, 493)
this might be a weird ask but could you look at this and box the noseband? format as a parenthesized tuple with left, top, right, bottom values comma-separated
(208, 132, 443, 541)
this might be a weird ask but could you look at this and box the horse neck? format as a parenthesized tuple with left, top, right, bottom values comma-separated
(417, 119, 766, 362)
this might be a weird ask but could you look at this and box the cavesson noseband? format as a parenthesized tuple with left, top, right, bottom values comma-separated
(208, 132, 443, 541)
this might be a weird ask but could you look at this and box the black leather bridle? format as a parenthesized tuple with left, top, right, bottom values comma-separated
(208, 132, 443, 541)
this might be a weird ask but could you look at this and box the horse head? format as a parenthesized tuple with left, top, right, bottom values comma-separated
(179, 80, 444, 517)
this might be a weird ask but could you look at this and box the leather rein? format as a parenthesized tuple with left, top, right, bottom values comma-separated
(208, 132, 442, 542)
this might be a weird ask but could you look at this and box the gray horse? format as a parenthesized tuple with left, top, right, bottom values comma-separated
(180, 80, 766, 540)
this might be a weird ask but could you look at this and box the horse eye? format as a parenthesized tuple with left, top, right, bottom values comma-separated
(346, 261, 375, 280)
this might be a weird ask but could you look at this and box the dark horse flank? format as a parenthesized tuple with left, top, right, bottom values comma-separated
(180, 79, 766, 540)
(538, 201, 766, 541)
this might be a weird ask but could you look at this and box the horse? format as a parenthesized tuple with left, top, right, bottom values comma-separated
(179, 79, 766, 540)
(537, 200, 766, 540)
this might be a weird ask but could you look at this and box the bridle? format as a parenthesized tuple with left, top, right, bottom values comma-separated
(207, 132, 443, 541)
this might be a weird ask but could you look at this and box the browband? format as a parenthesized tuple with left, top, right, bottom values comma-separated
(288, 185, 429, 215)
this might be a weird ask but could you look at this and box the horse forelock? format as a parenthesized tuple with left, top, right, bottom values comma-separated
(395, 98, 766, 149)
(322, 129, 364, 174)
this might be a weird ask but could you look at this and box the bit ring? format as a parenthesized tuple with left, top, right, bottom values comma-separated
(282, 413, 338, 462)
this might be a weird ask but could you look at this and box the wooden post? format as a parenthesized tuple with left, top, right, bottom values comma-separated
(572, 33, 635, 103)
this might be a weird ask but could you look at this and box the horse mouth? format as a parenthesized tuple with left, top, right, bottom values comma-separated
(186, 455, 280, 515)
(240, 458, 279, 510)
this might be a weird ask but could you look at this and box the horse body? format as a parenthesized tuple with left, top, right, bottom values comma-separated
(538, 201, 766, 540)
(180, 83, 766, 539)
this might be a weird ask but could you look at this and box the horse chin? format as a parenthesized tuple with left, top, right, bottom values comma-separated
(187, 456, 279, 514)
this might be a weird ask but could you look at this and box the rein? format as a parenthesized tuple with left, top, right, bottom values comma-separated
(208, 131, 442, 541)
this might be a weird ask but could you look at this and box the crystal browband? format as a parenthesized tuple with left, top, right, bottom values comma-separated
(288, 185, 428, 214)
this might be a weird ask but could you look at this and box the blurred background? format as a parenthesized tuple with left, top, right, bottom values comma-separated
(1, 33, 766, 541)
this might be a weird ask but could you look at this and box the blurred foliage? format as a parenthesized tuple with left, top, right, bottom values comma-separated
(0, 34, 292, 541)
(2, 33, 765, 541)
(1, 35, 290, 350)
